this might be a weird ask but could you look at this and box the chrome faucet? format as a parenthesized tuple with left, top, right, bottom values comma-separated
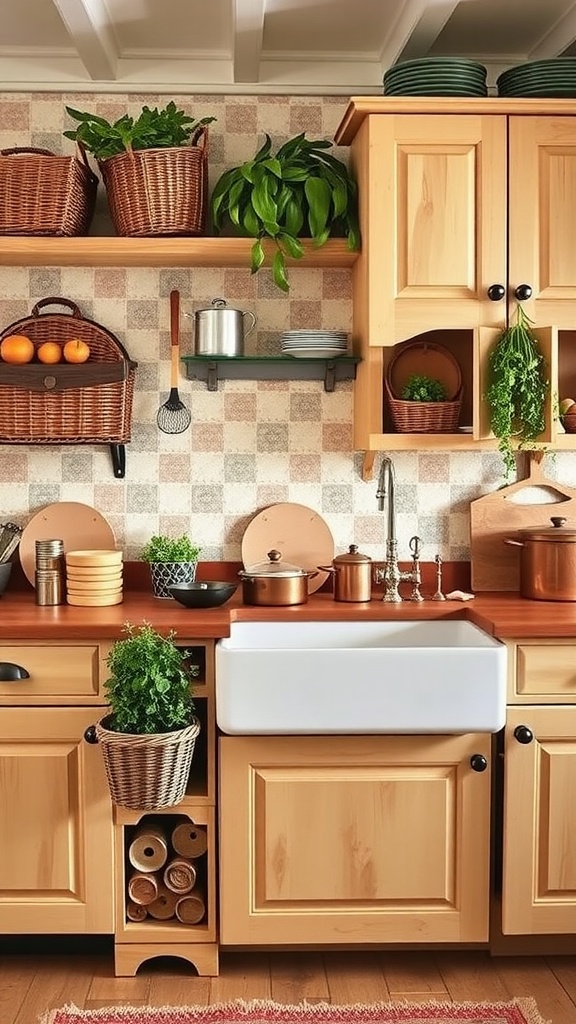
(374, 455, 423, 603)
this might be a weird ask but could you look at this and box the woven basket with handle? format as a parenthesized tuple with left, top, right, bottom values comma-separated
(0, 297, 137, 443)
(99, 127, 209, 237)
(95, 714, 201, 810)
(0, 145, 98, 236)
(385, 378, 463, 433)
(385, 338, 463, 433)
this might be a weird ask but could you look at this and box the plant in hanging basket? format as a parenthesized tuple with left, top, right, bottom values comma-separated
(210, 132, 360, 292)
(63, 102, 217, 237)
(140, 534, 202, 599)
(90, 622, 200, 810)
(484, 302, 548, 479)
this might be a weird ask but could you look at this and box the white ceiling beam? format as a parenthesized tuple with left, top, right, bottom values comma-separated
(50, 0, 118, 80)
(232, 0, 265, 83)
(378, 0, 459, 70)
(528, 1, 576, 58)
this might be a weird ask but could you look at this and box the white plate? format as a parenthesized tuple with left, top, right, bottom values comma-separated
(283, 347, 348, 358)
(241, 502, 335, 595)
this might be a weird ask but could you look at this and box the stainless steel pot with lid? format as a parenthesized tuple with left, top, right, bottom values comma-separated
(238, 549, 317, 606)
(318, 544, 373, 602)
(189, 297, 257, 357)
(504, 516, 576, 601)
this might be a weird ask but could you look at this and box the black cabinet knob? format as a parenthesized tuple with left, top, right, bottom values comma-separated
(83, 725, 98, 744)
(487, 284, 505, 301)
(514, 724, 534, 744)
(514, 284, 532, 301)
(470, 753, 488, 772)
(0, 662, 30, 681)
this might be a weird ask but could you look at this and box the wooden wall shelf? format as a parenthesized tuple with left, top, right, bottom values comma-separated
(182, 355, 360, 392)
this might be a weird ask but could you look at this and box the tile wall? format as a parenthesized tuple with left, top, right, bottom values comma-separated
(1, 92, 574, 564)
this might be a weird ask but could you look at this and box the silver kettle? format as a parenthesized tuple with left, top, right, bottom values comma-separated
(190, 298, 257, 357)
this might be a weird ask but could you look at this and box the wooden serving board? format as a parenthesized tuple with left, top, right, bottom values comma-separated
(470, 457, 576, 591)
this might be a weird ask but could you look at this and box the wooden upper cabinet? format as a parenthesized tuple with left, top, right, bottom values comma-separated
(508, 116, 576, 329)
(350, 112, 507, 346)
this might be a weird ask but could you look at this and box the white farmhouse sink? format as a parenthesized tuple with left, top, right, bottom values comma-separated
(215, 619, 507, 735)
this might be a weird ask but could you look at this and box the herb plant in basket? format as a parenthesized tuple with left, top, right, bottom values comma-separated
(140, 534, 202, 599)
(88, 622, 200, 810)
(484, 302, 548, 479)
(63, 102, 216, 237)
(210, 132, 360, 292)
(401, 374, 447, 403)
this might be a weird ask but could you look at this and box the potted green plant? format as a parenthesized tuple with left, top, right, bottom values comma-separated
(63, 102, 216, 237)
(401, 374, 447, 403)
(210, 132, 360, 292)
(140, 534, 202, 599)
(90, 622, 200, 810)
(386, 372, 462, 433)
(484, 302, 548, 479)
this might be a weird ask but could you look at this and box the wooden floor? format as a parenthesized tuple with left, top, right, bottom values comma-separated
(2, 947, 576, 1024)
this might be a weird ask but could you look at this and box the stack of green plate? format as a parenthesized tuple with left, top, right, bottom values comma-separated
(497, 58, 576, 97)
(383, 56, 488, 96)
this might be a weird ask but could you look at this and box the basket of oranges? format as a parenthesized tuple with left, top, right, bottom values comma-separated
(0, 296, 137, 444)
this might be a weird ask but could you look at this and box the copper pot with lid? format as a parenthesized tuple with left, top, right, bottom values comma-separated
(318, 544, 373, 602)
(505, 516, 576, 601)
(238, 549, 317, 606)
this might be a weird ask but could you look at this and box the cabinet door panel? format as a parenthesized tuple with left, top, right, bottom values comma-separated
(0, 707, 114, 933)
(220, 734, 491, 945)
(503, 706, 576, 934)
(509, 117, 576, 327)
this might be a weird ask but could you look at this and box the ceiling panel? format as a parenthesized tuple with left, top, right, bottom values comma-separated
(262, 0, 392, 54)
(430, 0, 576, 55)
(108, 0, 231, 52)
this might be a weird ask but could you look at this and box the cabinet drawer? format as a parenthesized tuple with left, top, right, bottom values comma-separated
(0, 643, 108, 703)
(507, 639, 576, 703)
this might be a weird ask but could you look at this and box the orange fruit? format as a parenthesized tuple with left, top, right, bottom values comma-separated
(0, 334, 35, 364)
(37, 341, 62, 365)
(63, 338, 90, 364)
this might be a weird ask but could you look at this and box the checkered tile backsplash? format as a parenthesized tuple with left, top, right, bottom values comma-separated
(2, 92, 574, 563)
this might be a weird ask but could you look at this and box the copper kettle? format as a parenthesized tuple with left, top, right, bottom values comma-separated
(319, 544, 373, 602)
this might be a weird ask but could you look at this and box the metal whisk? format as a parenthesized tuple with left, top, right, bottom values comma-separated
(157, 289, 192, 435)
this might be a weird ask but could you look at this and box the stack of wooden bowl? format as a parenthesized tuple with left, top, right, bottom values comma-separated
(65, 549, 123, 606)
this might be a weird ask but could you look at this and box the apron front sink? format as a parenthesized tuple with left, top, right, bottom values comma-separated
(215, 619, 507, 735)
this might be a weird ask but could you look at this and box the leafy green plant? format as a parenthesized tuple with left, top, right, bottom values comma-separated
(63, 102, 216, 160)
(210, 132, 360, 292)
(140, 535, 201, 564)
(104, 622, 195, 734)
(401, 374, 447, 402)
(484, 302, 548, 479)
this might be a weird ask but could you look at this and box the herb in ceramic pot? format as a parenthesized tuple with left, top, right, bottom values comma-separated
(484, 302, 548, 479)
(140, 535, 201, 563)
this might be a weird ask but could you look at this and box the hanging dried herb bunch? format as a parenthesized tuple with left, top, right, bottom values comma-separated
(484, 302, 548, 478)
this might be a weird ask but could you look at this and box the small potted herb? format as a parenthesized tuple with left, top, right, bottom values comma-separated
(484, 302, 548, 479)
(63, 102, 216, 236)
(140, 534, 202, 599)
(210, 132, 360, 292)
(88, 622, 200, 809)
(401, 374, 447, 403)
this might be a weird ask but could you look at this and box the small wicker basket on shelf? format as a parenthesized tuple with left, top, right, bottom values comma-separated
(94, 715, 201, 810)
(99, 127, 209, 237)
(0, 146, 97, 236)
(385, 339, 463, 433)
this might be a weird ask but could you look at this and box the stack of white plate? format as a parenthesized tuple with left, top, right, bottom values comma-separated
(281, 330, 348, 359)
(65, 549, 124, 606)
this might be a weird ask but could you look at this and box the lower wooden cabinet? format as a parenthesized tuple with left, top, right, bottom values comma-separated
(503, 705, 576, 935)
(219, 733, 492, 945)
(0, 706, 114, 933)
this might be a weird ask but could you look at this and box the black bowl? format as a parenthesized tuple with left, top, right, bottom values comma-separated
(169, 581, 237, 608)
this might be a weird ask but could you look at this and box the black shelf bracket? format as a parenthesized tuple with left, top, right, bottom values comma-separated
(109, 444, 126, 478)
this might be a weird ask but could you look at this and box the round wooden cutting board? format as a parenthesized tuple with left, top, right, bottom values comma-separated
(241, 502, 335, 594)
(19, 501, 116, 586)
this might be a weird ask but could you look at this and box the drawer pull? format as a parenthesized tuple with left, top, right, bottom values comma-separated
(0, 661, 30, 681)
(470, 753, 488, 772)
(84, 725, 98, 744)
(514, 724, 534, 744)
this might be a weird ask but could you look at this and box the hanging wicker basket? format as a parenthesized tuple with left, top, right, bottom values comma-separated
(385, 339, 463, 433)
(98, 127, 209, 237)
(94, 715, 201, 810)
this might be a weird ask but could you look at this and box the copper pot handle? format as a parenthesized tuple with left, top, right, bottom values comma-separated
(503, 538, 525, 547)
(317, 565, 335, 573)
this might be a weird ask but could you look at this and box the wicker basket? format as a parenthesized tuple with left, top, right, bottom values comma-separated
(95, 715, 201, 810)
(0, 297, 137, 444)
(99, 127, 209, 237)
(385, 378, 463, 433)
(0, 146, 98, 236)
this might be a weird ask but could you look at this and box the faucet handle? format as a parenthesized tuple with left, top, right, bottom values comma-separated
(409, 535, 421, 559)
(408, 535, 424, 603)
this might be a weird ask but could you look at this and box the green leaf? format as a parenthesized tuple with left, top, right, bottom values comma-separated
(305, 176, 331, 240)
(250, 239, 266, 274)
(284, 197, 304, 237)
(278, 233, 304, 260)
(251, 177, 279, 234)
(272, 249, 290, 292)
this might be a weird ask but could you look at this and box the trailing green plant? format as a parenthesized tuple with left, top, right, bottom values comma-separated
(484, 302, 548, 479)
(401, 374, 447, 403)
(104, 622, 195, 734)
(139, 535, 201, 564)
(210, 132, 360, 292)
(63, 102, 216, 160)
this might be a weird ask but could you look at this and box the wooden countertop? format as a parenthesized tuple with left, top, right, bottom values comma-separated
(0, 586, 574, 641)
